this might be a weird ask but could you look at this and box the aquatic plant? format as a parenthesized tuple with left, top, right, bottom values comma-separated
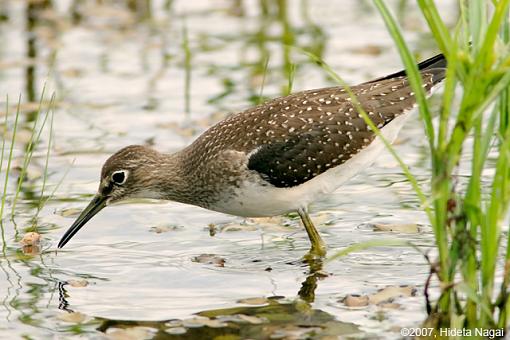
(321, 0, 510, 334)
(373, 0, 510, 333)
(0, 92, 55, 232)
(0, 96, 21, 223)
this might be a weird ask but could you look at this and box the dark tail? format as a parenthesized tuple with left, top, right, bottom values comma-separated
(416, 52, 446, 70)
(365, 52, 446, 84)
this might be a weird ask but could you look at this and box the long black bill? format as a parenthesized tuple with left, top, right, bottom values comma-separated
(58, 195, 107, 248)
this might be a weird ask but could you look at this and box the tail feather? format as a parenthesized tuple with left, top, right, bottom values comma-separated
(365, 52, 446, 84)
(416, 52, 447, 70)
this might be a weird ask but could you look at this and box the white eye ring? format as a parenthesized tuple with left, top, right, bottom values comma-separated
(111, 170, 128, 185)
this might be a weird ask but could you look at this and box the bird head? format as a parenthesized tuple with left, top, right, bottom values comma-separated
(58, 145, 164, 248)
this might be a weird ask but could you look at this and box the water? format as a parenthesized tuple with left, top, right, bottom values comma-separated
(0, 0, 459, 338)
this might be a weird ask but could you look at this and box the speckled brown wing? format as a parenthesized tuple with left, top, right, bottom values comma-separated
(184, 55, 446, 189)
(244, 69, 444, 188)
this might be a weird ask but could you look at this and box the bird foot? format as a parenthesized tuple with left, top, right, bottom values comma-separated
(302, 245, 327, 262)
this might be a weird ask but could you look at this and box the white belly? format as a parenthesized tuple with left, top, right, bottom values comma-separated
(211, 113, 411, 217)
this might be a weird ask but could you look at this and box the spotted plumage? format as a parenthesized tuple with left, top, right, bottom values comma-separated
(184, 67, 444, 189)
(58, 53, 447, 257)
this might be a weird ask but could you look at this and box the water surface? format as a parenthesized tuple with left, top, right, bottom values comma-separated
(0, 1, 459, 338)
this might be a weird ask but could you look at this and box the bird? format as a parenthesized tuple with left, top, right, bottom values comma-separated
(58, 53, 446, 259)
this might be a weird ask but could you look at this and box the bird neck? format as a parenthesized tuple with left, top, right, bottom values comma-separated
(143, 151, 200, 206)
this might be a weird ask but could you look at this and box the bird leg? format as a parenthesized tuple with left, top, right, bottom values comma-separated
(297, 208, 326, 258)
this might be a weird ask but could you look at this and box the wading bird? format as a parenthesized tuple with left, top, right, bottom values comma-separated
(58, 53, 446, 259)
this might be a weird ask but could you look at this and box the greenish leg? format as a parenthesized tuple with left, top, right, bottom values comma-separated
(297, 208, 326, 258)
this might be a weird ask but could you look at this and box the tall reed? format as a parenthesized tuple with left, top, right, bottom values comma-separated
(372, 0, 510, 333)
(318, 0, 510, 335)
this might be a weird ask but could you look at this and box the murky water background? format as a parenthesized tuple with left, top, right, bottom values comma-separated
(0, 1, 461, 338)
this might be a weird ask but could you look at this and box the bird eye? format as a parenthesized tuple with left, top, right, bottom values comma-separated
(111, 170, 128, 185)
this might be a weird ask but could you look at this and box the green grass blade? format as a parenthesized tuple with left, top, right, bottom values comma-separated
(37, 107, 54, 218)
(10, 86, 50, 217)
(476, 0, 510, 71)
(0, 96, 9, 193)
(417, 0, 453, 55)
(36, 159, 74, 218)
(0, 96, 22, 221)
(374, 0, 436, 155)
(327, 239, 415, 262)
(301, 50, 432, 221)
(373, 0, 451, 289)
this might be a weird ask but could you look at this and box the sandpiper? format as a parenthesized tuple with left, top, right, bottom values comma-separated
(58, 53, 446, 258)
